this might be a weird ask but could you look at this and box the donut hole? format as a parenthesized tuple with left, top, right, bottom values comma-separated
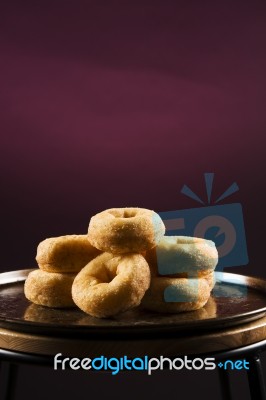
(107, 209, 137, 219)
(97, 267, 115, 283)
(123, 209, 137, 218)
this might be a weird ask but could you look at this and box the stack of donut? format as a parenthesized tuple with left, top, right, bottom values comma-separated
(143, 236, 218, 313)
(72, 208, 165, 317)
(24, 235, 101, 308)
(24, 207, 218, 318)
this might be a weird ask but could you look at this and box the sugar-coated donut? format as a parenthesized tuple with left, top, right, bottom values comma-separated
(87, 207, 165, 254)
(146, 236, 218, 275)
(149, 270, 215, 290)
(72, 252, 151, 318)
(141, 276, 211, 313)
(36, 234, 101, 273)
(24, 269, 76, 308)
(201, 270, 216, 290)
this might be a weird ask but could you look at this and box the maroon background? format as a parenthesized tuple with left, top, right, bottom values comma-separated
(0, 1, 266, 399)
(1, 1, 266, 277)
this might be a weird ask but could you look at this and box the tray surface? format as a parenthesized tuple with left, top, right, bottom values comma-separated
(0, 269, 266, 337)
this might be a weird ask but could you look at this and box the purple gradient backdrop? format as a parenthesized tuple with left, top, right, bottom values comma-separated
(1, 1, 266, 279)
(1, 3, 266, 400)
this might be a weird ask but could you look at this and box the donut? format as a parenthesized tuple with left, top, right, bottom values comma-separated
(180, 271, 215, 290)
(24, 269, 76, 308)
(141, 276, 211, 313)
(87, 207, 165, 254)
(36, 234, 101, 273)
(151, 270, 215, 290)
(146, 236, 218, 275)
(201, 270, 216, 290)
(72, 252, 151, 318)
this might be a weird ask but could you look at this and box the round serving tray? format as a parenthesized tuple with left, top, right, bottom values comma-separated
(0, 269, 265, 338)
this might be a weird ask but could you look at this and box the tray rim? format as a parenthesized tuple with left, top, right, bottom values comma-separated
(0, 268, 266, 337)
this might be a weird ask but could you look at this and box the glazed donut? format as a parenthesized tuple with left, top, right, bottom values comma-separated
(146, 236, 218, 275)
(36, 234, 101, 273)
(24, 269, 76, 308)
(141, 276, 211, 313)
(72, 252, 151, 318)
(87, 207, 165, 254)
